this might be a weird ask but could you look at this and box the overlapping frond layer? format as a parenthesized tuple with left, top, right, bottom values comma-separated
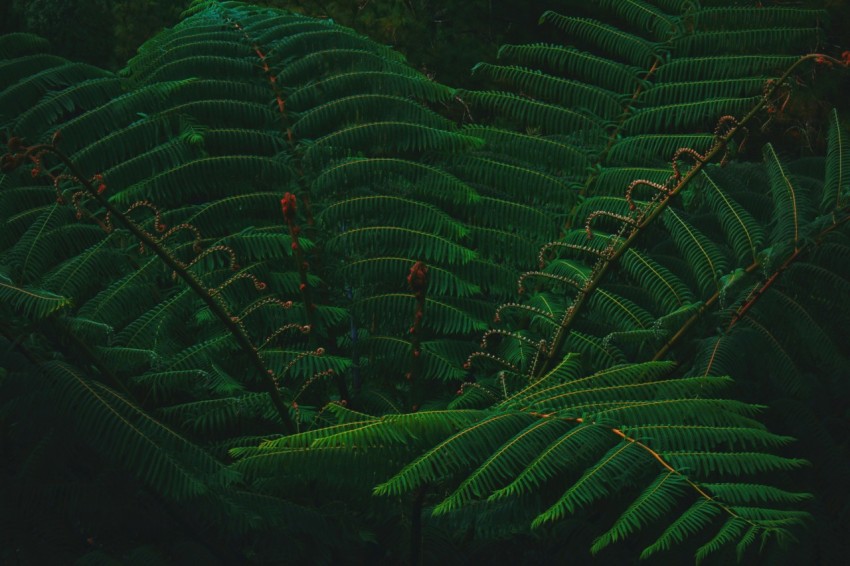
(1, 0, 847, 562)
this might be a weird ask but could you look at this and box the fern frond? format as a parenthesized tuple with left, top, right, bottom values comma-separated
(287, 71, 453, 111)
(540, 12, 660, 67)
(497, 43, 641, 93)
(688, 7, 828, 30)
(700, 169, 765, 263)
(311, 157, 479, 206)
(661, 207, 728, 295)
(822, 108, 850, 211)
(462, 125, 592, 171)
(641, 77, 766, 105)
(457, 90, 605, 137)
(0, 272, 72, 321)
(319, 195, 467, 240)
(39, 361, 233, 499)
(451, 154, 578, 206)
(607, 134, 714, 164)
(591, 471, 689, 554)
(0, 32, 51, 58)
(303, 122, 483, 165)
(591, 0, 680, 40)
(654, 54, 797, 82)
(326, 226, 475, 265)
(671, 28, 823, 57)
(276, 48, 422, 86)
(433, 417, 574, 515)
(623, 96, 760, 134)
(374, 412, 537, 496)
(0, 61, 112, 120)
(470, 63, 623, 119)
(292, 94, 452, 138)
(763, 144, 814, 249)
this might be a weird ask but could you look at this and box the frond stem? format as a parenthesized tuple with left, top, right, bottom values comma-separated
(30, 143, 296, 434)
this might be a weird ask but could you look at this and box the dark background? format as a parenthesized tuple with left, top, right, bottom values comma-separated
(2, 0, 848, 89)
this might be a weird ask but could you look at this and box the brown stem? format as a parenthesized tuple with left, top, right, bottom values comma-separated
(535, 54, 835, 379)
(34, 144, 296, 434)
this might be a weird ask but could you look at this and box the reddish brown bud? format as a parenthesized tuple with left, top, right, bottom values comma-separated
(280, 192, 297, 222)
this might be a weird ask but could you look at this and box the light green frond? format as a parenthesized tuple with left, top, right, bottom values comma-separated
(654, 54, 798, 82)
(607, 134, 714, 164)
(12, 76, 121, 139)
(470, 63, 623, 119)
(591, 472, 689, 554)
(488, 423, 615, 501)
(39, 361, 232, 500)
(0, 32, 51, 59)
(276, 48, 422, 86)
(286, 71, 453, 111)
(591, 0, 679, 41)
(433, 418, 574, 515)
(662, 451, 808, 476)
(640, 499, 721, 559)
(457, 90, 605, 136)
(694, 517, 749, 564)
(0, 272, 72, 321)
(641, 77, 766, 105)
(326, 226, 475, 265)
(589, 167, 672, 197)
(291, 94, 453, 138)
(661, 207, 728, 295)
(0, 54, 69, 97)
(622, 425, 790, 451)
(700, 169, 765, 263)
(311, 157, 479, 206)
(451, 154, 578, 206)
(689, 7, 828, 30)
(165, 334, 240, 372)
(705, 483, 813, 508)
(496, 43, 641, 93)
(339, 257, 480, 298)
(822, 108, 850, 211)
(623, 96, 760, 134)
(671, 28, 822, 57)
(540, 12, 660, 66)
(586, 288, 655, 331)
(269, 29, 406, 64)
(319, 195, 467, 240)
(374, 412, 536, 496)
(0, 61, 112, 120)
(462, 125, 593, 171)
(3, 204, 71, 283)
(621, 247, 695, 312)
(561, 330, 627, 370)
(532, 443, 647, 525)
(113, 155, 293, 206)
(763, 144, 813, 249)
(351, 293, 486, 335)
(303, 122, 483, 165)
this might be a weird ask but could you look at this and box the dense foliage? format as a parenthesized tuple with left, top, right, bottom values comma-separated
(1, 0, 849, 564)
